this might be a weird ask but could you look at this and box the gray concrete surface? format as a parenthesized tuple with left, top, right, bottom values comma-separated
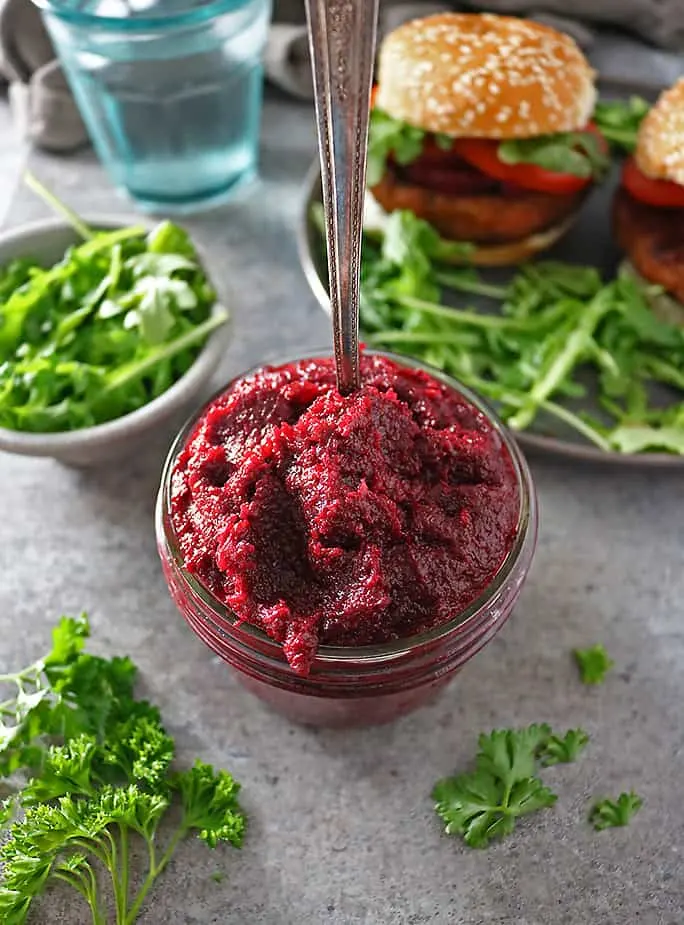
(0, 97, 683, 925)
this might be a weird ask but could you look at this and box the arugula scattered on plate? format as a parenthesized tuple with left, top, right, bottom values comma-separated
(0, 174, 228, 434)
(0, 614, 244, 924)
(343, 208, 684, 455)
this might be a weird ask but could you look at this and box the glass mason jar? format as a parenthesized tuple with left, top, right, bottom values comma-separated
(156, 352, 538, 727)
(35, 0, 272, 213)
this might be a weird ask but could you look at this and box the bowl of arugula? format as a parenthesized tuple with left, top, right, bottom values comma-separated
(0, 177, 230, 466)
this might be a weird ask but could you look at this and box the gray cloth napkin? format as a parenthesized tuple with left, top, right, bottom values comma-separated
(1, 0, 683, 153)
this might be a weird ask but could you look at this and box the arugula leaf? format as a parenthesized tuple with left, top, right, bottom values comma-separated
(24, 171, 94, 241)
(574, 644, 614, 685)
(538, 729, 590, 766)
(432, 724, 589, 849)
(590, 791, 643, 830)
(592, 97, 650, 154)
(384, 210, 474, 266)
(127, 267, 198, 346)
(507, 285, 617, 430)
(498, 131, 610, 180)
(367, 108, 426, 186)
(146, 220, 197, 259)
(607, 424, 684, 454)
(0, 616, 246, 924)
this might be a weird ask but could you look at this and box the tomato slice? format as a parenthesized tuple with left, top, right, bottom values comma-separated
(452, 138, 592, 195)
(370, 93, 603, 198)
(621, 156, 684, 209)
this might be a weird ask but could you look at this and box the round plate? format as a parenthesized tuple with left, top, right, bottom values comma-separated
(296, 161, 684, 468)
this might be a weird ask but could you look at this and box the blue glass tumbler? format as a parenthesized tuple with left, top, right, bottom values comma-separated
(35, 0, 272, 213)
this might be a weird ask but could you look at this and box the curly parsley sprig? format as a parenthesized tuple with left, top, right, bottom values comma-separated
(0, 615, 245, 925)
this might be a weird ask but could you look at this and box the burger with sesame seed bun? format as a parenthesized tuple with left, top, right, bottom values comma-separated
(613, 78, 684, 324)
(366, 12, 608, 266)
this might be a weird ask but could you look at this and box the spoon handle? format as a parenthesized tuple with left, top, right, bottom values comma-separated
(305, 0, 379, 395)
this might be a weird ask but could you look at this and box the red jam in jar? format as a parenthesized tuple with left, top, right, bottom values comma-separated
(168, 353, 520, 677)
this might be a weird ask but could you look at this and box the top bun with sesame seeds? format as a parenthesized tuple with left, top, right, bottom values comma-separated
(612, 78, 684, 316)
(374, 12, 596, 139)
(634, 77, 684, 186)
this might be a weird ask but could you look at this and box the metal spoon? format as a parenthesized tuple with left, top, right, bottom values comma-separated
(304, 0, 380, 395)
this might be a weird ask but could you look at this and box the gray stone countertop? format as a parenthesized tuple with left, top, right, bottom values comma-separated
(0, 96, 683, 925)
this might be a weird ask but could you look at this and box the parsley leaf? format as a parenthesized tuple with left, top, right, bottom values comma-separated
(367, 108, 426, 186)
(433, 770, 556, 848)
(20, 735, 99, 805)
(498, 131, 610, 180)
(590, 792, 643, 830)
(0, 615, 245, 924)
(125, 252, 199, 346)
(574, 644, 614, 685)
(432, 724, 588, 849)
(592, 97, 650, 154)
(476, 724, 552, 784)
(0, 613, 92, 776)
(98, 713, 174, 792)
(538, 729, 590, 766)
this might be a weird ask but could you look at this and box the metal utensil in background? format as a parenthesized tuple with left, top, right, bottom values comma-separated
(304, 0, 380, 394)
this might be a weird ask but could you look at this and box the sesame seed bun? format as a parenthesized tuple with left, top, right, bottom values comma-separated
(375, 13, 597, 139)
(635, 78, 684, 186)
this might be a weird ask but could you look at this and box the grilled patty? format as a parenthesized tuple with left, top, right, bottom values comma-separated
(371, 164, 586, 245)
(613, 187, 684, 304)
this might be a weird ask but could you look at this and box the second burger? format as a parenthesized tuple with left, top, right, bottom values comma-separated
(368, 13, 608, 265)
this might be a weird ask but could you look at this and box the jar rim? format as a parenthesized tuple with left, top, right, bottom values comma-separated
(156, 349, 536, 666)
(33, 0, 257, 32)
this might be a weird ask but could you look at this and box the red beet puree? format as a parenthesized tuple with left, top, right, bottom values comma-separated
(170, 355, 519, 676)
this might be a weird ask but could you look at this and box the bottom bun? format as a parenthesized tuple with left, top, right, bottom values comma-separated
(363, 190, 581, 268)
(464, 215, 580, 267)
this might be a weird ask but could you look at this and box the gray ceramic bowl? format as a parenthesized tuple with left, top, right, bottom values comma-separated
(0, 215, 231, 466)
